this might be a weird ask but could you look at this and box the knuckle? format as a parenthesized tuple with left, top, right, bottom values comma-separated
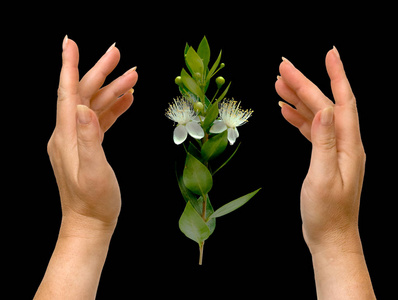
(47, 131, 63, 160)
(47, 135, 56, 157)
(317, 136, 337, 151)
(359, 146, 366, 166)
(57, 86, 66, 100)
(353, 142, 366, 163)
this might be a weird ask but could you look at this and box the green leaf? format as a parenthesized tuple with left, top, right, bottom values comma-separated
(205, 195, 216, 235)
(184, 43, 190, 56)
(183, 153, 213, 196)
(187, 142, 202, 162)
(181, 69, 204, 101)
(179, 201, 211, 244)
(204, 95, 211, 108)
(206, 50, 222, 82)
(203, 82, 231, 131)
(212, 142, 241, 176)
(195, 195, 216, 235)
(176, 164, 198, 204)
(207, 188, 261, 220)
(185, 47, 204, 77)
(201, 130, 228, 162)
(202, 102, 219, 132)
(197, 36, 210, 70)
(216, 81, 231, 103)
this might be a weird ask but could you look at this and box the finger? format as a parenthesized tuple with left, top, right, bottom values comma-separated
(78, 44, 121, 105)
(76, 105, 107, 173)
(279, 101, 312, 141)
(90, 67, 138, 112)
(279, 58, 333, 113)
(99, 89, 134, 133)
(326, 47, 356, 107)
(325, 47, 362, 146)
(275, 76, 314, 120)
(308, 106, 339, 179)
(56, 36, 79, 130)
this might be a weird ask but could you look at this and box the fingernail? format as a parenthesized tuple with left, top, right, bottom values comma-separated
(278, 101, 286, 108)
(62, 35, 68, 51)
(321, 106, 334, 125)
(333, 45, 340, 59)
(76, 105, 92, 124)
(124, 66, 137, 75)
(282, 56, 294, 67)
(129, 88, 134, 94)
(276, 75, 282, 80)
(106, 42, 116, 53)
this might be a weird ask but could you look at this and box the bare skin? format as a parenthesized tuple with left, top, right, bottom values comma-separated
(34, 40, 375, 299)
(34, 37, 137, 299)
(276, 47, 376, 299)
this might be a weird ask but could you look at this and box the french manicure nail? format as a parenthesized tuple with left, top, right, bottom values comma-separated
(332, 45, 340, 59)
(62, 35, 68, 51)
(106, 42, 116, 53)
(282, 56, 294, 67)
(124, 66, 137, 75)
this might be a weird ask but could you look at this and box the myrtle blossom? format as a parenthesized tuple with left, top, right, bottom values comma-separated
(166, 97, 205, 145)
(210, 99, 253, 145)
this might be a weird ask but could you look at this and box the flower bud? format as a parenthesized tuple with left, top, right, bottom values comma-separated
(194, 101, 204, 113)
(175, 76, 182, 86)
(216, 76, 225, 89)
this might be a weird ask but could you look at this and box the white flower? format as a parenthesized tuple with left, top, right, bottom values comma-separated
(210, 100, 253, 145)
(166, 97, 205, 145)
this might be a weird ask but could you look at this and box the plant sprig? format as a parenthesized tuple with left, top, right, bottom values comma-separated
(166, 36, 261, 265)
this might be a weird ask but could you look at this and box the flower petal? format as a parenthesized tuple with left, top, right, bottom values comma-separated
(186, 121, 205, 139)
(173, 125, 188, 145)
(234, 127, 239, 138)
(191, 115, 202, 122)
(227, 127, 238, 145)
(209, 120, 227, 134)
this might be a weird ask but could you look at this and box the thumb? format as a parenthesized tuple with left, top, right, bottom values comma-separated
(76, 105, 105, 171)
(309, 106, 338, 177)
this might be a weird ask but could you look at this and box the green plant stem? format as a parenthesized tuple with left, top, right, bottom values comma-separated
(199, 241, 205, 265)
(199, 188, 208, 265)
(198, 117, 210, 265)
(211, 88, 220, 104)
(201, 194, 207, 220)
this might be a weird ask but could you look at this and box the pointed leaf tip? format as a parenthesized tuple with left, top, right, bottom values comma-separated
(207, 188, 261, 220)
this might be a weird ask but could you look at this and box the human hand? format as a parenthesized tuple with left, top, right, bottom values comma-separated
(47, 36, 138, 235)
(275, 47, 366, 254)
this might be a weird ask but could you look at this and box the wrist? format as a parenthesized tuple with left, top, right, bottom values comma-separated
(304, 224, 363, 256)
(59, 209, 117, 241)
(36, 212, 116, 299)
(310, 235, 376, 299)
(310, 236, 365, 268)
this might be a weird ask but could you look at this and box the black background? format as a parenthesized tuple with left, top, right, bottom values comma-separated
(5, 3, 396, 299)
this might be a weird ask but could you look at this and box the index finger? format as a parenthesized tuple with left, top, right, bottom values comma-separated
(56, 36, 80, 131)
(279, 58, 333, 113)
